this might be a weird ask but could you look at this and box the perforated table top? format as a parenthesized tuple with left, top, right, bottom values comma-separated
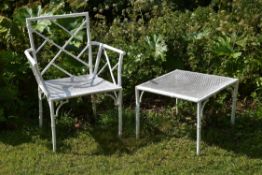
(136, 69, 238, 102)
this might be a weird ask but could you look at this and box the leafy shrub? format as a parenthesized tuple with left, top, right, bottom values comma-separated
(147, 2, 262, 98)
(0, 2, 64, 119)
(0, 0, 261, 121)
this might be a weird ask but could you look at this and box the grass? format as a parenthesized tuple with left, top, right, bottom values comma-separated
(0, 101, 262, 174)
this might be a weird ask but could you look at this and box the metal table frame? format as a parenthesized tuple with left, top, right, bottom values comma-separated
(135, 69, 239, 155)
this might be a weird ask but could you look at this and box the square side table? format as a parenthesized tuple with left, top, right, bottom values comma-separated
(135, 69, 239, 155)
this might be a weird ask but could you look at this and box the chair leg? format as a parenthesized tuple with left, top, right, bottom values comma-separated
(196, 102, 202, 155)
(38, 88, 43, 128)
(118, 90, 123, 137)
(48, 100, 56, 152)
(91, 95, 97, 117)
(231, 82, 239, 125)
(135, 88, 140, 139)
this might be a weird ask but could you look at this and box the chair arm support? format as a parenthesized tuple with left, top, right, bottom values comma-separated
(91, 41, 125, 86)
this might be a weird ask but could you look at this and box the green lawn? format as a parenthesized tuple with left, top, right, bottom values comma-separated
(1, 103, 262, 174)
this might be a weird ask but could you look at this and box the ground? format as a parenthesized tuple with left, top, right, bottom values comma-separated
(0, 101, 262, 175)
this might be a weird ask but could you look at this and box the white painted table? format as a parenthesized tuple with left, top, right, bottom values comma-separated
(135, 69, 239, 155)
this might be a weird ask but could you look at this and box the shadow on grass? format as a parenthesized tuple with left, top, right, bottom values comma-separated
(127, 101, 262, 159)
(138, 99, 262, 159)
(200, 113, 262, 159)
(84, 96, 175, 155)
(0, 117, 77, 150)
(169, 102, 262, 159)
(0, 117, 36, 146)
(83, 109, 169, 155)
(2, 104, 261, 159)
(0, 95, 172, 155)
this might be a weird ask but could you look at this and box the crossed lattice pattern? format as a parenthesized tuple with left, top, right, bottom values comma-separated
(28, 15, 90, 77)
(28, 14, 121, 86)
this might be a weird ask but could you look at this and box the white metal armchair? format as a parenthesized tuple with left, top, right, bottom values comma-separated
(24, 12, 125, 152)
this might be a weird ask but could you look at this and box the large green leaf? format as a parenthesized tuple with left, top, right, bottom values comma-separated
(212, 36, 233, 56)
(231, 52, 242, 59)
(146, 34, 167, 61)
(13, 4, 55, 32)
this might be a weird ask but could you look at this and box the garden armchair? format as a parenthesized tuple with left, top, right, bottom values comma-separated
(24, 12, 125, 152)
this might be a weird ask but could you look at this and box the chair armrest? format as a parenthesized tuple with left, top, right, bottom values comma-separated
(91, 41, 125, 55)
(24, 49, 37, 66)
(24, 48, 49, 97)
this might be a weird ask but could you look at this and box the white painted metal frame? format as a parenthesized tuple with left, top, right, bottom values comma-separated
(24, 12, 125, 152)
(135, 70, 239, 155)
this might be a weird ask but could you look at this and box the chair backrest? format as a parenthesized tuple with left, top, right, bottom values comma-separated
(26, 12, 124, 90)
(26, 12, 93, 79)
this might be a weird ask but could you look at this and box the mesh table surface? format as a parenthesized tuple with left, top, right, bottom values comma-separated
(44, 74, 121, 101)
(136, 69, 238, 102)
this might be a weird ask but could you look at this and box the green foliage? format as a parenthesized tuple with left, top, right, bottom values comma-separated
(0, 109, 5, 123)
(118, 33, 168, 95)
(0, 0, 262, 120)
(145, 2, 262, 97)
(0, 50, 23, 118)
(0, 2, 64, 119)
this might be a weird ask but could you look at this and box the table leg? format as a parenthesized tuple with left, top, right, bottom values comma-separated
(231, 81, 239, 125)
(196, 102, 201, 155)
(118, 89, 123, 137)
(176, 98, 179, 115)
(196, 99, 208, 155)
(135, 88, 140, 139)
(38, 87, 43, 128)
(91, 95, 96, 117)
